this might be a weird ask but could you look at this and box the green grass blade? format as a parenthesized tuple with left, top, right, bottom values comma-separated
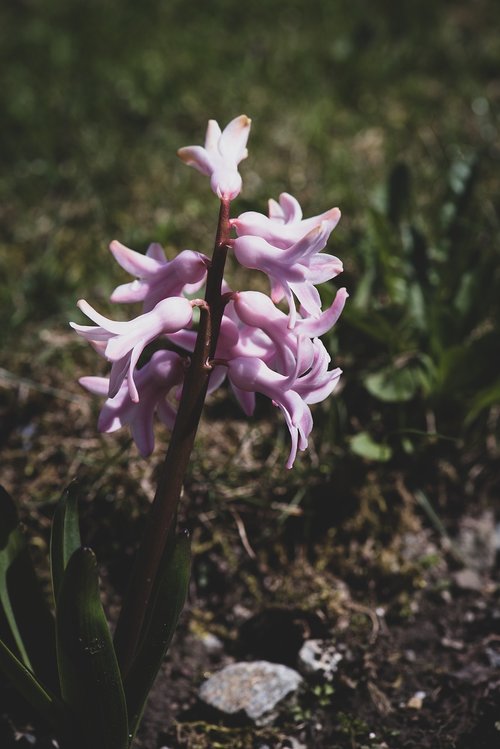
(124, 530, 191, 741)
(56, 547, 129, 749)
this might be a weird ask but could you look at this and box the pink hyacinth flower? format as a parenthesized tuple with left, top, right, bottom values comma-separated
(80, 350, 186, 457)
(70, 296, 194, 402)
(232, 192, 341, 249)
(227, 356, 314, 469)
(233, 222, 343, 326)
(177, 115, 252, 200)
(233, 287, 348, 375)
(109, 241, 208, 311)
(291, 338, 342, 404)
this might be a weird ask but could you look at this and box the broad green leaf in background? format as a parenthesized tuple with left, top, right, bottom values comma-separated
(350, 432, 393, 462)
(56, 548, 129, 749)
(363, 363, 421, 403)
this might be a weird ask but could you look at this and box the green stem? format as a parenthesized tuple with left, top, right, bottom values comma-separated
(113, 199, 231, 676)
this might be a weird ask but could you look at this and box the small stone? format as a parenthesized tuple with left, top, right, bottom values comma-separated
(455, 512, 496, 572)
(199, 632, 224, 655)
(14, 734, 36, 747)
(441, 637, 464, 650)
(199, 660, 302, 723)
(281, 739, 307, 749)
(298, 639, 343, 681)
(485, 647, 500, 668)
(407, 690, 426, 709)
(453, 568, 483, 592)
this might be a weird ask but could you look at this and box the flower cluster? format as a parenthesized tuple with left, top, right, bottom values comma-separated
(72, 116, 347, 468)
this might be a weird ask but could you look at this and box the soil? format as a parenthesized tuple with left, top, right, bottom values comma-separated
(1, 353, 499, 749)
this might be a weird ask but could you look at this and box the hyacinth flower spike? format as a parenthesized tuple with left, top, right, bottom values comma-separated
(110, 241, 209, 311)
(70, 296, 196, 401)
(80, 350, 186, 457)
(177, 115, 252, 200)
(232, 192, 341, 248)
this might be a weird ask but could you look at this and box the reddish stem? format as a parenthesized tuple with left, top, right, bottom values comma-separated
(114, 199, 231, 675)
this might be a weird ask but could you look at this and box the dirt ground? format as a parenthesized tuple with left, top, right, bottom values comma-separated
(1, 358, 499, 749)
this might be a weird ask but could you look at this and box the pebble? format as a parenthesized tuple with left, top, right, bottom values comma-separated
(298, 639, 343, 681)
(199, 660, 303, 723)
(452, 568, 483, 592)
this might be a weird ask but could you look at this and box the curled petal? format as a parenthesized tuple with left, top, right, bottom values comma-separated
(296, 287, 349, 337)
(109, 242, 208, 310)
(233, 194, 340, 248)
(72, 296, 193, 401)
(233, 221, 341, 326)
(226, 356, 314, 468)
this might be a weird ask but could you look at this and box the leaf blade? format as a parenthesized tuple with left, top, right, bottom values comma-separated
(50, 481, 82, 604)
(0, 485, 58, 692)
(0, 636, 65, 730)
(56, 547, 129, 749)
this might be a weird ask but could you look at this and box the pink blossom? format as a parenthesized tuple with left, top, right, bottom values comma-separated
(80, 350, 186, 457)
(109, 241, 208, 311)
(232, 192, 341, 248)
(226, 356, 314, 469)
(177, 115, 251, 200)
(70, 296, 194, 402)
(220, 295, 344, 467)
(232, 288, 348, 374)
(74, 116, 347, 469)
(233, 223, 343, 326)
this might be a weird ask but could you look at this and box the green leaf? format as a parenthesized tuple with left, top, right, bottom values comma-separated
(363, 364, 421, 403)
(0, 486, 18, 548)
(50, 481, 82, 605)
(124, 530, 191, 740)
(0, 637, 65, 731)
(56, 548, 129, 749)
(0, 490, 31, 668)
(350, 432, 393, 462)
(465, 379, 500, 425)
(344, 306, 398, 347)
(0, 486, 58, 691)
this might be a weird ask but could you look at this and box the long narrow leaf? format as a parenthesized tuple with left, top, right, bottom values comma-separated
(0, 486, 58, 691)
(0, 521, 32, 669)
(124, 530, 191, 740)
(50, 481, 82, 604)
(0, 637, 65, 730)
(56, 547, 129, 749)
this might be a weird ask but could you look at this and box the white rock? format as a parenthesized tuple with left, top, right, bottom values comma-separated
(298, 639, 343, 681)
(199, 660, 302, 723)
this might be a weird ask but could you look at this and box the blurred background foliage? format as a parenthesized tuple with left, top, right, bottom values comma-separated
(0, 0, 499, 508)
